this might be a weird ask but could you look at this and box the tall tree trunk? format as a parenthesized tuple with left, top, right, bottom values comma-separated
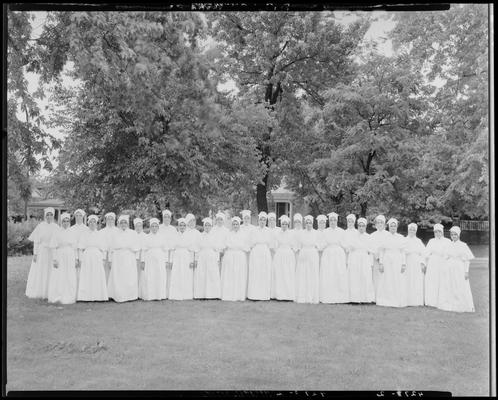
(256, 81, 282, 212)
(360, 201, 368, 217)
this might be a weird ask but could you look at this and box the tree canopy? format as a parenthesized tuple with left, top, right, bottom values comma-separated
(7, 5, 490, 223)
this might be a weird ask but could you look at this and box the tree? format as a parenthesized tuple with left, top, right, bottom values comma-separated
(7, 10, 60, 218)
(390, 4, 489, 219)
(283, 52, 432, 221)
(208, 12, 369, 211)
(34, 12, 263, 216)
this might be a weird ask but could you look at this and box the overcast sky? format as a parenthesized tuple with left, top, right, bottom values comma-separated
(23, 11, 396, 176)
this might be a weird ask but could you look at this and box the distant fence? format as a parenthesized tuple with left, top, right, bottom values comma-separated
(457, 220, 489, 231)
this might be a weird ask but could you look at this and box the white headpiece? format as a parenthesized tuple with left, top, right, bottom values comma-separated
(267, 212, 276, 220)
(231, 216, 242, 223)
(327, 212, 338, 219)
(215, 211, 225, 220)
(346, 214, 356, 222)
(240, 210, 251, 218)
(202, 217, 213, 225)
(317, 214, 327, 222)
(133, 217, 143, 225)
(279, 215, 290, 224)
(118, 215, 129, 223)
(162, 209, 172, 217)
(87, 215, 99, 223)
(258, 211, 268, 219)
(387, 218, 398, 226)
(449, 226, 461, 236)
(105, 212, 116, 219)
(44, 207, 55, 216)
(408, 223, 418, 231)
(375, 215, 386, 223)
(177, 217, 187, 225)
(304, 215, 314, 223)
(357, 217, 367, 225)
(74, 209, 86, 217)
(60, 212, 71, 221)
(185, 213, 195, 222)
(149, 218, 160, 226)
(293, 213, 303, 222)
(433, 223, 444, 232)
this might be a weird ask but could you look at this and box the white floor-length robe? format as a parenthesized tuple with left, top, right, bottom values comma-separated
(100, 225, 120, 283)
(135, 231, 147, 297)
(376, 232, 408, 308)
(169, 229, 196, 300)
(139, 231, 168, 301)
(424, 236, 452, 307)
(26, 221, 61, 299)
(268, 226, 281, 299)
(319, 226, 349, 304)
(437, 240, 475, 312)
(160, 224, 178, 298)
(272, 229, 297, 301)
(247, 226, 274, 300)
(107, 228, 140, 302)
(221, 230, 249, 301)
(47, 226, 78, 304)
(404, 235, 426, 306)
(211, 225, 229, 275)
(68, 222, 89, 291)
(77, 229, 108, 301)
(295, 229, 320, 304)
(194, 230, 223, 299)
(370, 229, 391, 298)
(347, 232, 375, 303)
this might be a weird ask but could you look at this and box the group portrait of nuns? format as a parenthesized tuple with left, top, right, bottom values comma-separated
(25, 207, 476, 312)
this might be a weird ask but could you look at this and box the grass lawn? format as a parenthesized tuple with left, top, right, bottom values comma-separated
(6, 255, 491, 395)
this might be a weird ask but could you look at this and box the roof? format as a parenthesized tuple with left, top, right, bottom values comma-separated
(27, 198, 66, 208)
(270, 184, 295, 202)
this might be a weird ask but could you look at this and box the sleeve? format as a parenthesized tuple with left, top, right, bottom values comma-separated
(192, 234, 201, 262)
(28, 224, 41, 255)
(400, 237, 407, 264)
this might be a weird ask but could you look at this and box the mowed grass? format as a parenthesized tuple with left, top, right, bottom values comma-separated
(6, 255, 490, 395)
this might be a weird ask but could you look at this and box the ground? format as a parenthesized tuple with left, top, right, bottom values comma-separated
(6, 253, 491, 395)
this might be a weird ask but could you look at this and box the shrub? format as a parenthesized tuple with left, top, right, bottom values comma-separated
(7, 220, 38, 256)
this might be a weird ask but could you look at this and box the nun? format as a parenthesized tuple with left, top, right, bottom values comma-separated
(169, 218, 195, 300)
(347, 217, 375, 303)
(69, 209, 89, 270)
(77, 214, 108, 301)
(101, 212, 119, 283)
(424, 223, 451, 307)
(247, 211, 273, 301)
(267, 212, 281, 299)
(107, 215, 140, 302)
(133, 217, 147, 285)
(292, 213, 303, 232)
(47, 212, 78, 304)
(193, 217, 223, 299)
(272, 215, 297, 300)
(211, 211, 230, 271)
(139, 218, 167, 301)
(295, 215, 320, 304)
(26, 207, 60, 299)
(404, 223, 426, 306)
(221, 216, 250, 301)
(376, 218, 408, 308)
(370, 215, 390, 297)
(319, 212, 349, 304)
(342, 214, 359, 263)
(159, 209, 177, 298)
(436, 226, 475, 312)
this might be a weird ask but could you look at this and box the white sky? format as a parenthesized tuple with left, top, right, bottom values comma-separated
(23, 10, 396, 176)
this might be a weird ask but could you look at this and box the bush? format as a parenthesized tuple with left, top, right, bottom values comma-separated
(7, 220, 38, 256)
